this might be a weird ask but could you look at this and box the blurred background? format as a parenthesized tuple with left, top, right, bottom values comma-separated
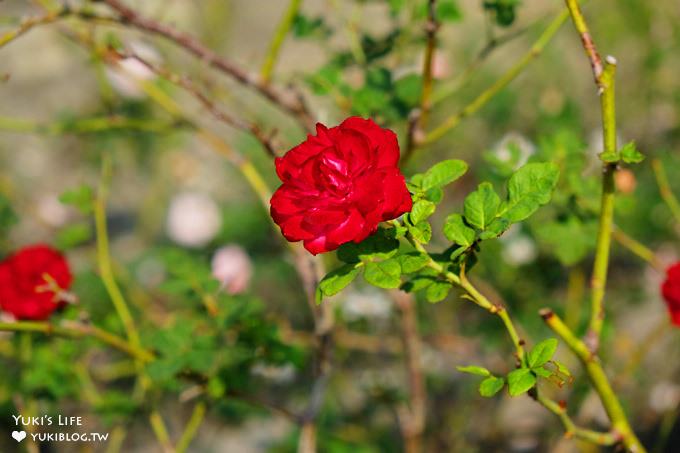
(1, 0, 679, 451)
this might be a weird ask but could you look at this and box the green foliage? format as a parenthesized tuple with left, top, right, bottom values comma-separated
(59, 185, 94, 215)
(501, 162, 560, 223)
(443, 214, 475, 247)
(483, 0, 521, 27)
(0, 194, 17, 238)
(506, 368, 536, 397)
(527, 338, 558, 368)
(479, 376, 505, 397)
(456, 365, 490, 376)
(364, 259, 402, 289)
(55, 223, 92, 250)
(419, 159, 468, 191)
(316, 263, 363, 302)
(464, 182, 501, 230)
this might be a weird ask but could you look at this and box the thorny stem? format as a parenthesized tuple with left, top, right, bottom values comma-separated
(260, 0, 302, 84)
(403, 0, 439, 163)
(101, 0, 314, 130)
(149, 411, 174, 453)
(0, 115, 180, 134)
(540, 309, 646, 452)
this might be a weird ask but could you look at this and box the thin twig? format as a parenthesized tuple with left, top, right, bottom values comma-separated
(652, 158, 680, 225)
(260, 0, 302, 84)
(392, 291, 427, 453)
(418, 8, 569, 148)
(101, 0, 314, 130)
(112, 48, 279, 157)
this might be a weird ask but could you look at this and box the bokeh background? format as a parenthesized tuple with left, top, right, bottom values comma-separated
(1, 0, 679, 451)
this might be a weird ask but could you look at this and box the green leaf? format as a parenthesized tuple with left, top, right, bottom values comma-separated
(317, 264, 362, 302)
(533, 367, 553, 378)
(620, 141, 644, 164)
(409, 221, 432, 244)
(394, 74, 423, 108)
(397, 252, 429, 274)
(437, 0, 462, 22)
(443, 214, 475, 247)
(410, 200, 436, 225)
(599, 151, 620, 163)
(507, 368, 537, 396)
(464, 182, 501, 230)
(479, 376, 505, 397)
(424, 187, 444, 203)
(425, 280, 452, 303)
(528, 338, 558, 368)
(502, 162, 559, 223)
(421, 159, 468, 191)
(55, 223, 92, 249)
(0, 194, 18, 236)
(552, 360, 571, 378)
(457, 365, 490, 377)
(401, 276, 435, 292)
(337, 227, 400, 262)
(364, 259, 402, 289)
(478, 217, 510, 240)
(59, 185, 94, 214)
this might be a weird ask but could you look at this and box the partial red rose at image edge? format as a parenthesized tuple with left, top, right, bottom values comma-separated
(661, 262, 680, 327)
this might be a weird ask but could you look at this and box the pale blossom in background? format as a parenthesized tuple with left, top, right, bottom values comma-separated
(341, 288, 392, 321)
(211, 245, 253, 295)
(649, 381, 680, 413)
(492, 132, 536, 170)
(500, 225, 538, 266)
(166, 192, 222, 248)
(36, 194, 70, 227)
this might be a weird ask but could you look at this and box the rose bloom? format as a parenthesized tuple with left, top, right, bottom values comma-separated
(0, 244, 73, 320)
(661, 262, 680, 327)
(270, 117, 412, 254)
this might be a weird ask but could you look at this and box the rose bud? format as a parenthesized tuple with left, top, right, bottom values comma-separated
(270, 117, 412, 254)
(0, 244, 73, 320)
(211, 245, 253, 295)
(661, 262, 680, 327)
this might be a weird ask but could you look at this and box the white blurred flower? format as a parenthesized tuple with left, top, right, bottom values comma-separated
(501, 225, 538, 266)
(211, 245, 253, 295)
(105, 41, 160, 98)
(251, 363, 296, 384)
(492, 132, 535, 170)
(166, 192, 222, 248)
(341, 289, 392, 321)
(649, 381, 680, 413)
(36, 194, 69, 227)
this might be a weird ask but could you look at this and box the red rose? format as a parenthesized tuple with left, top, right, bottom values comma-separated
(661, 262, 680, 327)
(270, 117, 412, 255)
(0, 244, 73, 320)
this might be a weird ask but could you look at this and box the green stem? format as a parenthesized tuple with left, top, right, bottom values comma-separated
(149, 410, 174, 453)
(420, 8, 569, 146)
(535, 392, 618, 445)
(94, 154, 141, 350)
(651, 158, 680, 225)
(586, 41, 617, 352)
(612, 226, 664, 272)
(0, 321, 154, 362)
(0, 115, 178, 134)
(260, 0, 302, 83)
(176, 402, 207, 453)
(540, 309, 646, 453)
